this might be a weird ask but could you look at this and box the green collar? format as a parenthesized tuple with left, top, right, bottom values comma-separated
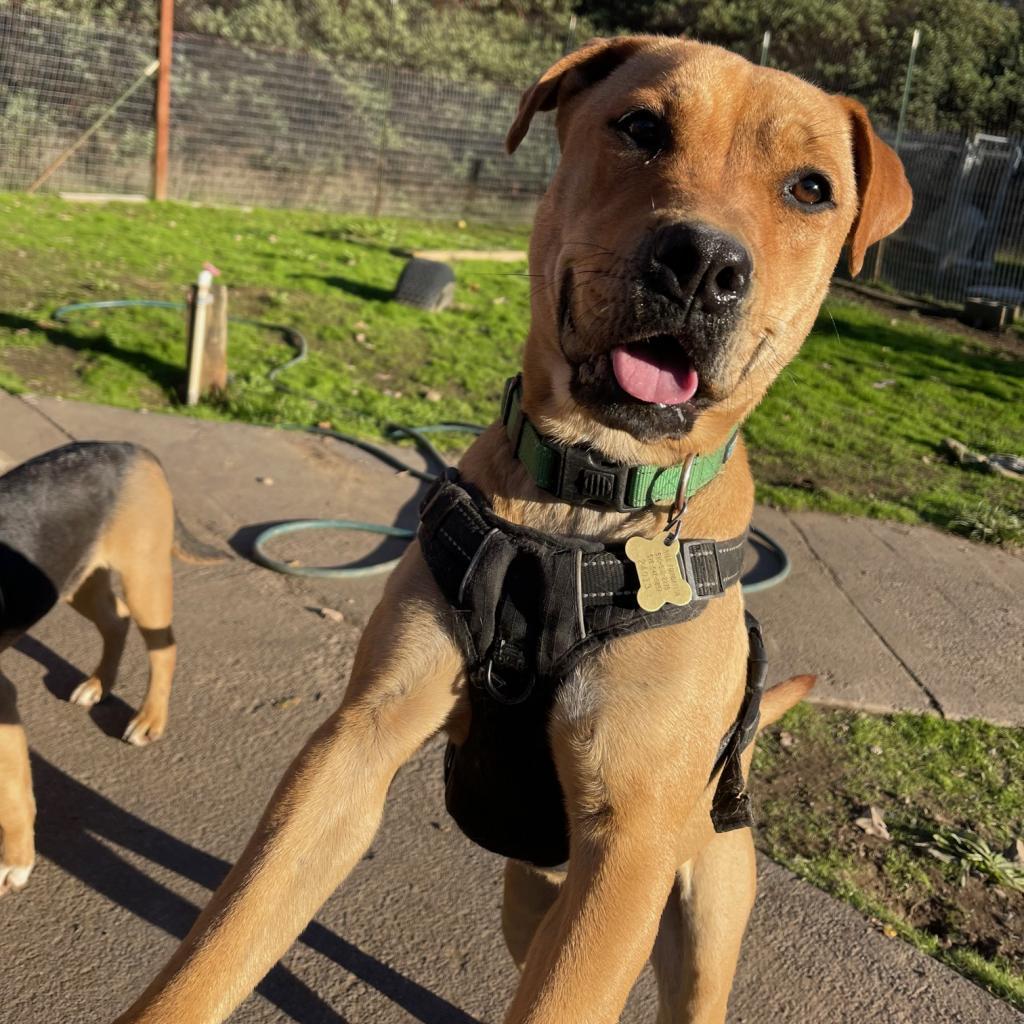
(500, 376, 737, 512)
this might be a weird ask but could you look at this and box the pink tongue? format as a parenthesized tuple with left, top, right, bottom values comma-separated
(611, 344, 699, 405)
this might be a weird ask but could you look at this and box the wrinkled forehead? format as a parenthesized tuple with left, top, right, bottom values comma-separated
(565, 41, 855, 178)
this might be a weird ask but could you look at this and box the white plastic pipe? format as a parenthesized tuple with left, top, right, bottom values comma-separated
(186, 268, 214, 406)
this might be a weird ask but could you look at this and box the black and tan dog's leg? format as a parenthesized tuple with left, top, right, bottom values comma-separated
(105, 455, 178, 746)
(118, 561, 175, 747)
(650, 827, 757, 1024)
(502, 860, 565, 969)
(0, 676, 36, 895)
(115, 555, 462, 1024)
(68, 568, 131, 711)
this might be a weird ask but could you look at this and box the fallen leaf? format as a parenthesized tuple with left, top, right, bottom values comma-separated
(271, 695, 301, 709)
(871, 379, 896, 389)
(779, 731, 795, 749)
(882, 924, 898, 938)
(256, 476, 274, 486)
(1014, 838, 1024, 866)
(317, 420, 332, 430)
(854, 805, 892, 841)
(318, 607, 345, 623)
(423, 388, 442, 402)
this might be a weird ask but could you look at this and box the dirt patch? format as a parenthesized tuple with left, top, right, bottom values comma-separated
(752, 721, 1024, 975)
(1, 343, 84, 398)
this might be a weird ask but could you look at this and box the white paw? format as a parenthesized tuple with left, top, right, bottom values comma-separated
(70, 678, 104, 707)
(0, 860, 35, 895)
(122, 712, 165, 747)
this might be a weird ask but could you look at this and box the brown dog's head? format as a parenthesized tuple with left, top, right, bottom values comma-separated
(508, 36, 912, 461)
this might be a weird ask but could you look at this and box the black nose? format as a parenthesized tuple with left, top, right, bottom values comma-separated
(647, 222, 752, 313)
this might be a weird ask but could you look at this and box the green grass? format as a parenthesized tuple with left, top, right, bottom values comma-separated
(1, 193, 1022, 541)
(753, 706, 1024, 1009)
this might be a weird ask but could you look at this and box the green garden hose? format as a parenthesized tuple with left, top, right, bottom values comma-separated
(51, 298, 791, 591)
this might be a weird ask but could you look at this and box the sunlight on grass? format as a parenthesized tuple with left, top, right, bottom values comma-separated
(1, 193, 1022, 539)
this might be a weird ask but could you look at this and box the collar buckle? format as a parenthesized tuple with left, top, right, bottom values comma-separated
(558, 445, 632, 511)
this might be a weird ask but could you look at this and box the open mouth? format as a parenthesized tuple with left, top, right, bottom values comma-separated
(610, 336, 699, 406)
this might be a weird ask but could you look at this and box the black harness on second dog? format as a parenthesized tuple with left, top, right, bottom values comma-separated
(419, 469, 767, 867)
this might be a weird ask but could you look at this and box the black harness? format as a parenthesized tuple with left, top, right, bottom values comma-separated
(419, 470, 767, 867)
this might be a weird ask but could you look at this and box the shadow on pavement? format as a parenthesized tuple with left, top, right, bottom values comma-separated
(15, 635, 136, 740)
(31, 754, 481, 1024)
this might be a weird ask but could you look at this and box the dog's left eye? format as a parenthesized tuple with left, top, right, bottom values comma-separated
(786, 173, 833, 207)
(614, 110, 668, 157)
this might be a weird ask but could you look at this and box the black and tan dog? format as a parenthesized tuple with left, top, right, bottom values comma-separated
(0, 441, 219, 896)
(115, 36, 912, 1024)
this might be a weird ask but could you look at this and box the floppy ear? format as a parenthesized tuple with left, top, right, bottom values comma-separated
(505, 36, 649, 154)
(840, 98, 913, 276)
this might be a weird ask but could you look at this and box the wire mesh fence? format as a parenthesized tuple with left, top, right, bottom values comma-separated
(164, 35, 556, 219)
(0, 8, 155, 195)
(1, 6, 1022, 306)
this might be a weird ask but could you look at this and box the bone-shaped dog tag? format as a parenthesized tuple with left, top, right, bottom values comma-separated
(625, 534, 693, 612)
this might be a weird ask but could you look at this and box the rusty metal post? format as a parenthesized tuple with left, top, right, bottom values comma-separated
(153, 0, 174, 200)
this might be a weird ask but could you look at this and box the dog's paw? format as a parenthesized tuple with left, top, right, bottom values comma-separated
(122, 709, 167, 747)
(0, 860, 35, 896)
(70, 677, 105, 708)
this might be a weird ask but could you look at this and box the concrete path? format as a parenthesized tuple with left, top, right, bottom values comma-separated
(1, 392, 1021, 1023)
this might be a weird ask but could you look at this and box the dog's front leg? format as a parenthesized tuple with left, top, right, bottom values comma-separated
(505, 809, 680, 1024)
(501, 639, 745, 1024)
(115, 551, 462, 1024)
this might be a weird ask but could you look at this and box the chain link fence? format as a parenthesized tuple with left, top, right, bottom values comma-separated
(1, 6, 1022, 305)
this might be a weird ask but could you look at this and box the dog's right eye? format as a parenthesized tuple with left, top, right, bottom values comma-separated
(614, 110, 668, 158)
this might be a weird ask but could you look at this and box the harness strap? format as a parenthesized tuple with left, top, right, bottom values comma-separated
(501, 375, 738, 512)
(708, 611, 767, 833)
(422, 469, 745, 626)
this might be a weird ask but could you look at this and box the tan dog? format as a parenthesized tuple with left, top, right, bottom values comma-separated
(0, 442, 220, 895)
(114, 36, 911, 1023)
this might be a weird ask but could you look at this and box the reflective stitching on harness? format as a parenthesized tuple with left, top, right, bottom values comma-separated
(458, 527, 499, 606)
(440, 527, 472, 559)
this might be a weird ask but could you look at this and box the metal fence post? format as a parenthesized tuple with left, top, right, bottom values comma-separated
(894, 28, 921, 155)
(873, 27, 921, 282)
(541, 15, 578, 183)
(371, 0, 398, 217)
(564, 13, 578, 53)
(153, 0, 173, 200)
